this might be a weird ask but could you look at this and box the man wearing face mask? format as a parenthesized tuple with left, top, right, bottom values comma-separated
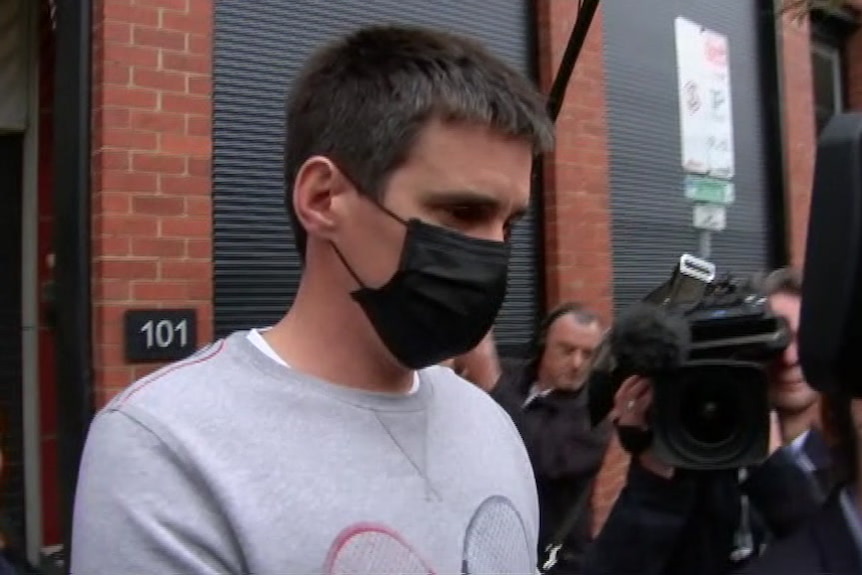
(70, 25, 555, 575)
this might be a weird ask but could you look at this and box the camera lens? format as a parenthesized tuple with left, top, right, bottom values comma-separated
(679, 379, 739, 447)
(650, 361, 771, 470)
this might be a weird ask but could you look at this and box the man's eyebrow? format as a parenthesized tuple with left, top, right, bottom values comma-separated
(421, 189, 529, 216)
(421, 189, 502, 207)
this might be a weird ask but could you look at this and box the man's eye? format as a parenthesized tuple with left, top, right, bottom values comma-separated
(446, 205, 485, 222)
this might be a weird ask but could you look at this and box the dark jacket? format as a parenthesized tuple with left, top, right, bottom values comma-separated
(736, 490, 861, 575)
(492, 362, 612, 574)
(582, 428, 833, 575)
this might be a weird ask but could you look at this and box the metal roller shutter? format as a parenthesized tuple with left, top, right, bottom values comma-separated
(603, 0, 773, 311)
(213, 0, 540, 356)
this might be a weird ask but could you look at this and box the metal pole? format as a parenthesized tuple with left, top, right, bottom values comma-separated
(699, 230, 712, 260)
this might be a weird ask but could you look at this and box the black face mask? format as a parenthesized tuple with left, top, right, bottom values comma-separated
(333, 203, 510, 370)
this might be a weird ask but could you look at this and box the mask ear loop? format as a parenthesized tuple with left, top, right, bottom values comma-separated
(330, 241, 367, 289)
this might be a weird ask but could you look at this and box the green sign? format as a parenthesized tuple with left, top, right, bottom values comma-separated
(684, 175, 735, 205)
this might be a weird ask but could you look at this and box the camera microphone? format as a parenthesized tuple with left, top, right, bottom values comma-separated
(587, 303, 690, 427)
(610, 303, 692, 377)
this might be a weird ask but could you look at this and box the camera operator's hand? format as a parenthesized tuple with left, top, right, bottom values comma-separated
(612, 376, 675, 479)
(612, 376, 652, 428)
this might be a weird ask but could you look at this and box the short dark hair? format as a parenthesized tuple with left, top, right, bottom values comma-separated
(284, 24, 555, 258)
(755, 266, 803, 297)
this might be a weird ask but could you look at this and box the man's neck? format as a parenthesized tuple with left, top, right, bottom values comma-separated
(779, 405, 819, 445)
(264, 273, 414, 394)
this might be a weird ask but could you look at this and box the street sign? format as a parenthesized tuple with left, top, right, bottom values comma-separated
(685, 175, 735, 205)
(693, 203, 727, 232)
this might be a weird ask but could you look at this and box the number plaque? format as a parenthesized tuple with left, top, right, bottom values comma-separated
(124, 309, 198, 363)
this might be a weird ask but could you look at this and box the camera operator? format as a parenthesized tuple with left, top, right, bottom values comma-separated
(582, 373, 824, 575)
(756, 267, 834, 495)
(736, 393, 862, 574)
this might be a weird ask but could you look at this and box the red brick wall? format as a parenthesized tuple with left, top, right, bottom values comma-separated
(90, 0, 214, 408)
(535, 0, 623, 532)
(780, 13, 817, 268)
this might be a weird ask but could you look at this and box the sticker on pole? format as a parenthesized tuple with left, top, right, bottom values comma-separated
(693, 203, 726, 232)
(685, 175, 735, 205)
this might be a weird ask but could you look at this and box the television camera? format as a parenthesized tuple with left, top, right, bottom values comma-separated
(587, 254, 792, 470)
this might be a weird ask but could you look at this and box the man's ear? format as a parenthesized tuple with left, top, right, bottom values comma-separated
(292, 156, 344, 240)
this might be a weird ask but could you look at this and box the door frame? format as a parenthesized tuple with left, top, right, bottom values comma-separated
(20, 0, 43, 564)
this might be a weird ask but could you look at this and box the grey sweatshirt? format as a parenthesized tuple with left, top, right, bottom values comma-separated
(70, 331, 539, 574)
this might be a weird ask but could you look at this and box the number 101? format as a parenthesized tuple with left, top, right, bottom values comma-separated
(140, 319, 188, 349)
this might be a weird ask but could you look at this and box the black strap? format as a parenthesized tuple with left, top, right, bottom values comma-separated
(539, 478, 595, 573)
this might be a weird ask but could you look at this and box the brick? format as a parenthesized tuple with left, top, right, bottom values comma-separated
(161, 52, 209, 74)
(130, 110, 185, 133)
(160, 174, 210, 195)
(97, 259, 159, 281)
(132, 281, 190, 301)
(132, 195, 186, 216)
(159, 133, 211, 156)
(187, 280, 211, 300)
(187, 114, 210, 136)
(133, 26, 187, 51)
(133, 68, 187, 92)
(101, 85, 158, 110)
(95, 214, 159, 237)
(133, 152, 187, 174)
(160, 260, 210, 280)
(188, 34, 210, 56)
(161, 93, 209, 115)
(93, 280, 132, 302)
(187, 75, 211, 97)
(97, 235, 132, 257)
(160, 217, 210, 238)
(103, 43, 159, 68)
(186, 238, 210, 259)
(95, 192, 132, 214)
(187, 156, 211, 177)
(101, 61, 132, 85)
(162, 10, 212, 35)
(102, 170, 159, 193)
(95, 149, 131, 171)
(102, 20, 132, 44)
(185, 196, 211, 217)
(135, 0, 189, 11)
(99, 107, 132, 130)
(131, 237, 187, 258)
(104, 4, 160, 27)
(102, 127, 158, 151)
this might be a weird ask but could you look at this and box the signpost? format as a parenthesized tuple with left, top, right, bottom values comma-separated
(675, 16, 735, 259)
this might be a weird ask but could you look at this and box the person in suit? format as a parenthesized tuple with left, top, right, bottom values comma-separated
(738, 393, 862, 575)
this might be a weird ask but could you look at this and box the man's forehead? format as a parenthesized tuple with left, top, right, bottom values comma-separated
(550, 314, 601, 341)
